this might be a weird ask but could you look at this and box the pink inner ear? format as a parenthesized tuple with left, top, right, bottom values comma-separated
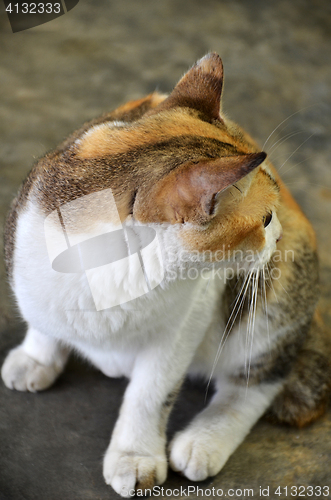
(162, 152, 267, 222)
(153, 53, 224, 121)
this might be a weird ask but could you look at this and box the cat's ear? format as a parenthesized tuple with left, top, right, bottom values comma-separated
(156, 53, 224, 121)
(137, 152, 266, 224)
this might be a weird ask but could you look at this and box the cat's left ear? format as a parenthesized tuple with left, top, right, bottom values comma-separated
(155, 53, 224, 122)
(135, 152, 266, 224)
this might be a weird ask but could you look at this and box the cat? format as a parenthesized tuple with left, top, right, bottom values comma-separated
(2, 53, 331, 497)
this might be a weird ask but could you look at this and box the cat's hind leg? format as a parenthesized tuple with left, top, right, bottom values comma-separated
(1, 326, 69, 392)
(268, 314, 331, 427)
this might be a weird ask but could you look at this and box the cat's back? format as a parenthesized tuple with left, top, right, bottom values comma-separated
(4, 92, 167, 282)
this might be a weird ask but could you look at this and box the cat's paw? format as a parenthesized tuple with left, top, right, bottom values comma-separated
(169, 429, 227, 481)
(1, 347, 61, 392)
(103, 448, 167, 497)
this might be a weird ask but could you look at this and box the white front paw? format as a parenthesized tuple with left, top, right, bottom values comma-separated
(1, 347, 61, 392)
(169, 428, 228, 481)
(103, 447, 167, 497)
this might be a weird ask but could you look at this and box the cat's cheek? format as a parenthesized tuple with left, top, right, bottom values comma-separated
(232, 227, 266, 264)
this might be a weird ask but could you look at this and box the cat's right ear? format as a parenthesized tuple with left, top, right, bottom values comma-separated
(153, 53, 224, 122)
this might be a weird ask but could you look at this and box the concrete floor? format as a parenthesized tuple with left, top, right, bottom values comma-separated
(1, 0, 331, 498)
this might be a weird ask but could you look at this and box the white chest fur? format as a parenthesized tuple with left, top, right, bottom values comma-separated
(13, 200, 228, 378)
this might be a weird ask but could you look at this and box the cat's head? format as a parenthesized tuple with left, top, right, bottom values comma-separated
(134, 54, 283, 268)
(78, 53, 282, 270)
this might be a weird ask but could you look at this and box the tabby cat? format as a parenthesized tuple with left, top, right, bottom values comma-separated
(2, 53, 331, 497)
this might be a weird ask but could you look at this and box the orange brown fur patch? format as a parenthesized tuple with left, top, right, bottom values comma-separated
(77, 109, 244, 159)
(176, 166, 280, 257)
(110, 93, 167, 119)
(135, 470, 156, 491)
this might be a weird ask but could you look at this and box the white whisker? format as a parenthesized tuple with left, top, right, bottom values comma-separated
(262, 266, 271, 358)
(266, 263, 279, 303)
(262, 104, 320, 151)
(244, 271, 255, 373)
(246, 269, 259, 387)
(268, 130, 304, 158)
(278, 133, 316, 172)
(205, 269, 253, 399)
(281, 156, 313, 177)
(274, 276, 289, 296)
(284, 181, 331, 190)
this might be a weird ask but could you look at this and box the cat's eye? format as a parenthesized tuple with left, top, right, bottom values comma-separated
(263, 212, 272, 228)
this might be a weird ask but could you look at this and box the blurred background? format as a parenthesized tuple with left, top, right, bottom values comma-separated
(0, 0, 330, 498)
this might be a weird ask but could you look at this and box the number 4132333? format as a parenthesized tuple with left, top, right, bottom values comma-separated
(5, 3, 61, 14)
(274, 486, 329, 496)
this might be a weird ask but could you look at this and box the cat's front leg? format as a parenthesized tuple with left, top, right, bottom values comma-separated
(169, 379, 281, 481)
(103, 341, 194, 497)
(1, 326, 69, 392)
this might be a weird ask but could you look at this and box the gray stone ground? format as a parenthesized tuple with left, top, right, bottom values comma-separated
(0, 0, 331, 498)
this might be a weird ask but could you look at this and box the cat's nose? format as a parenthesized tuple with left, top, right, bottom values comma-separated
(276, 232, 283, 243)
